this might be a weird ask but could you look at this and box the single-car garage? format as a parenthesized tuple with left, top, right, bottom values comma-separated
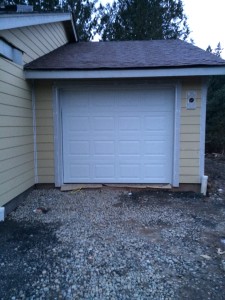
(60, 84, 175, 184)
(24, 39, 225, 192)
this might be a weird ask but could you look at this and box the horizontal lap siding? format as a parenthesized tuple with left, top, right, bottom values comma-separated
(35, 81, 54, 183)
(0, 22, 68, 64)
(0, 58, 34, 206)
(0, 21, 70, 206)
(180, 79, 202, 184)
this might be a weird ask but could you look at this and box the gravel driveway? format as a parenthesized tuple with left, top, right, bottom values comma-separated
(1, 158, 225, 300)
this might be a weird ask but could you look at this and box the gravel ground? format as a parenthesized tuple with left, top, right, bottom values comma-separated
(0, 158, 225, 300)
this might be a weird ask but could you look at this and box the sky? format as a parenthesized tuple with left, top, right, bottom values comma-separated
(183, 0, 225, 58)
(99, 0, 225, 58)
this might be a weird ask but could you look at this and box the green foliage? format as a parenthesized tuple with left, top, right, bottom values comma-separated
(206, 45, 212, 53)
(4, 0, 60, 11)
(206, 43, 225, 153)
(214, 42, 223, 57)
(62, 0, 99, 41)
(207, 42, 223, 57)
(98, 0, 190, 41)
(206, 75, 225, 153)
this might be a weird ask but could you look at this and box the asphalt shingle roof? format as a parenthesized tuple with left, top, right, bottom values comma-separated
(25, 39, 225, 70)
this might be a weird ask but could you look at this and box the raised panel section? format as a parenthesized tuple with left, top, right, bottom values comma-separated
(61, 85, 174, 184)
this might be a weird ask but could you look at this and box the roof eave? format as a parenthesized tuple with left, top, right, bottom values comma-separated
(0, 13, 72, 30)
(24, 66, 225, 79)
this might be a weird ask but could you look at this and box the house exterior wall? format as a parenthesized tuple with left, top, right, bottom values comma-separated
(0, 22, 68, 64)
(35, 81, 55, 183)
(0, 58, 34, 206)
(35, 79, 204, 186)
(180, 78, 202, 184)
(0, 21, 70, 207)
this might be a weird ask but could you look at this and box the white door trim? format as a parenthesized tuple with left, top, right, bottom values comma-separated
(173, 81, 181, 187)
(53, 84, 63, 187)
(53, 80, 181, 187)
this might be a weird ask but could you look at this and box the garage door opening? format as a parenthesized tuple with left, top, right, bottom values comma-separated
(61, 84, 175, 184)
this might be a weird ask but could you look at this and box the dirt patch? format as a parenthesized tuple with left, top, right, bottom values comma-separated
(0, 221, 60, 299)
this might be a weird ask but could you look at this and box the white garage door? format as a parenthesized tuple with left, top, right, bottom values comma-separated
(61, 85, 174, 184)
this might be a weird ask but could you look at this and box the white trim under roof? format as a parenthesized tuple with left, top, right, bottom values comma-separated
(24, 66, 225, 79)
(0, 13, 71, 30)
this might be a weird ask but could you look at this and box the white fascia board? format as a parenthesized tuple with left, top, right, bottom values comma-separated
(0, 13, 71, 30)
(24, 66, 225, 79)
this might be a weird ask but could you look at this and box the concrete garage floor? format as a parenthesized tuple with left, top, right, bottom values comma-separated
(0, 157, 225, 300)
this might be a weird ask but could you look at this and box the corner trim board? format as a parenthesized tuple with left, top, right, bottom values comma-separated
(200, 80, 208, 179)
(32, 81, 38, 184)
(53, 85, 63, 187)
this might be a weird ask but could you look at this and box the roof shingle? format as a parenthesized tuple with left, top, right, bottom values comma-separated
(25, 39, 225, 70)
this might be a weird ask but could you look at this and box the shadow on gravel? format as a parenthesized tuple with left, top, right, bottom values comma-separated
(0, 220, 59, 299)
(118, 190, 205, 210)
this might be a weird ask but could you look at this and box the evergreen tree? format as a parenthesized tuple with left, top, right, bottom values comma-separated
(206, 45, 212, 53)
(98, 0, 189, 41)
(62, 0, 99, 41)
(3, 0, 60, 11)
(206, 75, 225, 154)
(206, 42, 225, 153)
(214, 42, 223, 57)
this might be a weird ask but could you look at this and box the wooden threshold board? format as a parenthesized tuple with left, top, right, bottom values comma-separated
(61, 183, 172, 192)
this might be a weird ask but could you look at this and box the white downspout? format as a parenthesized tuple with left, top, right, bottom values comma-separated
(0, 207, 5, 221)
(201, 175, 208, 196)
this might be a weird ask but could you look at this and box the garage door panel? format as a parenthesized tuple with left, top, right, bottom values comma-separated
(119, 117, 141, 131)
(144, 164, 166, 180)
(67, 117, 90, 131)
(144, 116, 168, 130)
(116, 91, 141, 107)
(144, 141, 166, 154)
(93, 117, 115, 131)
(70, 164, 90, 179)
(92, 97, 115, 109)
(119, 164, 140, 179)
(118, 141, 140, 155)
(62, 86, 174, 184)
(69, 141, 90, 155)
(95, 164, 115, 179)
(94, 141, 115, 155)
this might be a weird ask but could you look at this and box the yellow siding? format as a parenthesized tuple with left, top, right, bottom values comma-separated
(0, 22, 68, 64)
(0, 58, 34, 206)
(35, 81, 54, 183)
(0, 19, 70, 207)
(34, 79, 204, 186)
(0, 177, 35, 208)
(180, 78, 202, 184)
